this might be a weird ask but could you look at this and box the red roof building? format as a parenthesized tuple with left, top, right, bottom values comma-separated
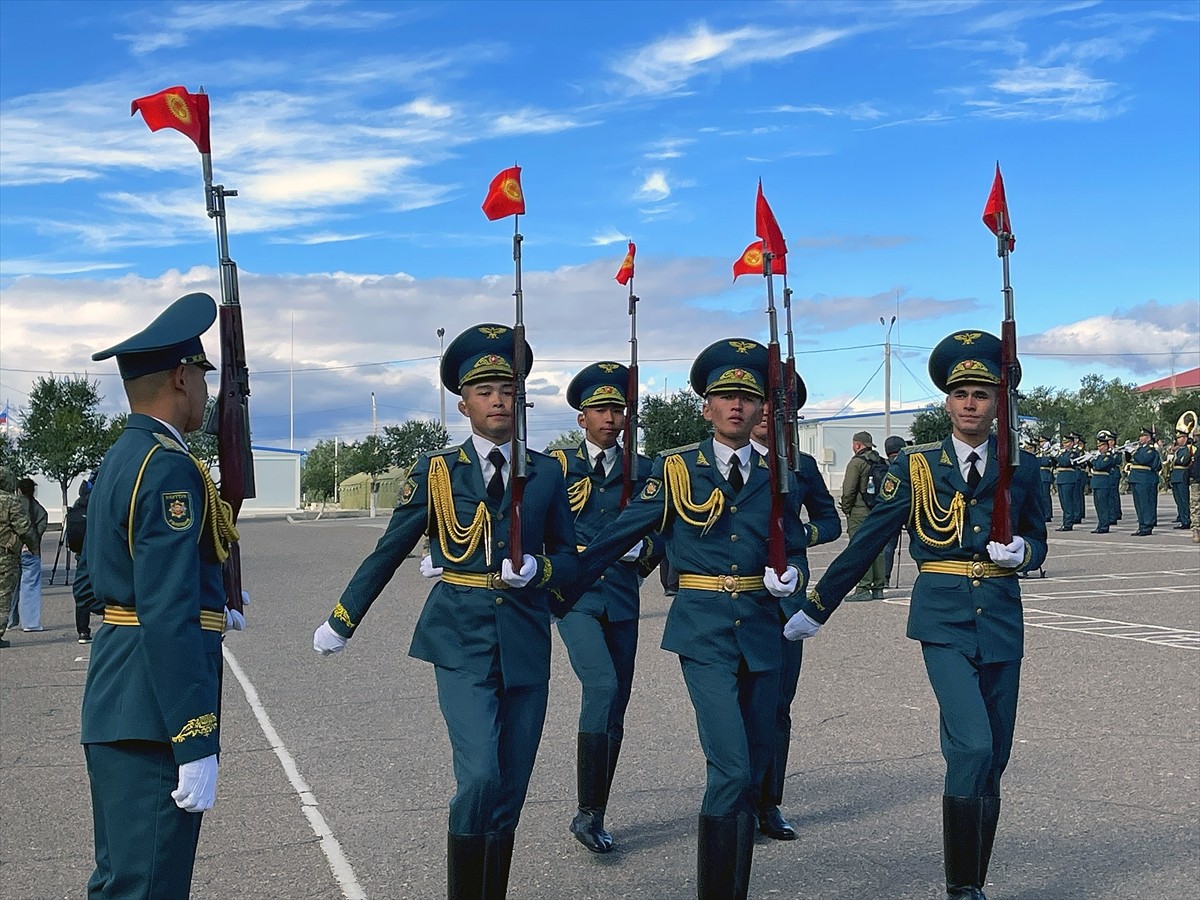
(1136, 367, 1200, 393)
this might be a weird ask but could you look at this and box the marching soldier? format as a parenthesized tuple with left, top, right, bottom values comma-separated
(1053, 432, 1084, 531)
(551, 362, 658, 854)
(78, 292, 246, 899)
(1034, 436, 1054, 523)
(749, 391, 840, 841)
(570, 338, 811, 899)
(311, 324, 581, 899)
(1105, 432, 1124, 525)
(1088, 431, 1118, 533)
(785, 330, 1048, 900)
(1126, 427, 1162, 536)
(1168, 429, 1193, 530)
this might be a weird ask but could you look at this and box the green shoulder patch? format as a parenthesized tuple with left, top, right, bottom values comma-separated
(398, 477, 418, 505)
(879, 472, 901, 502)
(640, 477, 663, 500)
(658, 441, 701, 458)
(162, 491, 194, 530)
(903, 441, 942, 454)
(153, 433, 187, 453)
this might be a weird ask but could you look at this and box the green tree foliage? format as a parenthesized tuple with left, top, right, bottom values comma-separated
(301, 438, 340, 502)
(0, 432, 29, 477)
(910, 404, 952, 444)
(18, 375, 112, 509)
(185, 398, 220, 467)
(1021, 375, 1165, 445)
(381, 420, 449, 471)
(641, 389, 709, 457)
(344, 434, 390, 478)
(544, 428, 583, 452)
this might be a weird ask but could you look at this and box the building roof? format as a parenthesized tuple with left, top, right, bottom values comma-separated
(1136, 367, 1200, 393)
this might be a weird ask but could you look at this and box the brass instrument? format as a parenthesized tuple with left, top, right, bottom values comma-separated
(1177, 410, 1198, 437)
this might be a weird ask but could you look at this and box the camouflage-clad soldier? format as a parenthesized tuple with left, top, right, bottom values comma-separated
(0, 465, 34, 648)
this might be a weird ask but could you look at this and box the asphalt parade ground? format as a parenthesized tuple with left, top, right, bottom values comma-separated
(2, 498, 1197, 900)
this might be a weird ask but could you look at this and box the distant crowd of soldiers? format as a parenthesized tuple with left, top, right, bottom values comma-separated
(1029, 426, 1196, 538)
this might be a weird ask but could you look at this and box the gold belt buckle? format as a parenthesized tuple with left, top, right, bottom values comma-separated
(720, 574, 738, 592)
(970, 562, 985, 578)
(486, 572, 503, 589)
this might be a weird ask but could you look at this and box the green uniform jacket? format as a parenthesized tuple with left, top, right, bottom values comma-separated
(79, 414, 224, 764)
(1169, 446, 1192, 486)
(551, 443, 660, 622)
(1126, 444, 1162, 484)
(576, 438, 810, 673)
(329, 440, 581, 688)
(801, 437, 1048, 662)
(1089, 449, 1117, 487)
(1053, 447, 1083, 487)
(782, 452, 841, 619)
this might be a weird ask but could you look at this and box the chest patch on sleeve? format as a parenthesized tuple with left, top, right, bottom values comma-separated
(880, 472, 900, 502)
(640, 478, 662, 499)
(398, 477, 418, 505)
(163, 491, 194, 530)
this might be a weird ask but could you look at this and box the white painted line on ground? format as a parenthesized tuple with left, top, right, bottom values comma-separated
(223, 646, 368, 900)
(1021, 607, 1200, 649)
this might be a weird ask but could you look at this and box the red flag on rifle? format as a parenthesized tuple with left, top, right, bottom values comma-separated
(982, 163, 1015, 252)
(131, 86, 211, 153)
(482, 166, 525, 220)
(755, 180, 787, 260)
(732, 239, 786, 281)
(614, 241, 636, 285)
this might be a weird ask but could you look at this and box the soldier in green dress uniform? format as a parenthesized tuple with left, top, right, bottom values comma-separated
(1126, 427, 1162, 536)
(551, 362, 658, 853)
(785, 330, 1048, 900)
(1053, 432, 1084, 530)
(1034, 436, 1054, 523)
(1168, 429, 1193, 529)
(748, 383, 841, 841)
(78, 292, 244, 900)
(1088, 431, 1118, 533)
(312, 324, 581, 899)
(570, 338, 811, 900)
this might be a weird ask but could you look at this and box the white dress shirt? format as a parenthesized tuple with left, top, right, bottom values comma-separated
(583, 440, 618, 477)
(472, 434, 510, 487)
(711, 440, 751, 484)
(951, 435, 989, 483)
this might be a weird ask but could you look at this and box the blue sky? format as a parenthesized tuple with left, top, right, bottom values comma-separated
(1, 0, 1197, 451)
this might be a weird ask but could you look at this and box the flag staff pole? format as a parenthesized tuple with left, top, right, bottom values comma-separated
(621, 248, 639, 508)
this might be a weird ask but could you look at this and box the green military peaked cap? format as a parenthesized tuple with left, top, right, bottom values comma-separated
(440, 323, 533, 393)
(928, 329, 1020, 394)
(92, 292, 217, 380)
(566, 361, 628, 410)
(689, 338, 768, 399)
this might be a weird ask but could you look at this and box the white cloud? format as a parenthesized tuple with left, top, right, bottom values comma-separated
(643, 137, 695, 160)
(403, 98, 455, 120)
(635, 171, 671, 202)
(490, 108, 590, 136)
(1023, 308, 1199, 375)
(589, 229, 629, 247)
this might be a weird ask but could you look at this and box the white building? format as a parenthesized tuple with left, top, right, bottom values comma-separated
(797, 408, 923, 493)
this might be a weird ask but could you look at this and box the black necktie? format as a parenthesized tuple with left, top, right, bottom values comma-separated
(486, 448, 506, 502)
(593, 452, 606, 479)
(966, 451, 982, 490)
(728, 456, 744, 492)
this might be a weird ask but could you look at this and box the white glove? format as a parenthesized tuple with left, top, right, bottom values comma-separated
(172, 754, 218, 813)
(420, 555, 444, 578)
(500, 554, 538, 589)
(313, 621, 348, 656)
(986, 536, 1026, 569)
(620, 540, 644, 563)
(224, 591, 250, 632)
(784, 610, 822, 642)
(763, 565, 800, 598)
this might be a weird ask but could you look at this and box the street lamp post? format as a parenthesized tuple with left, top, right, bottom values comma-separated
(881, 315, 897, 439)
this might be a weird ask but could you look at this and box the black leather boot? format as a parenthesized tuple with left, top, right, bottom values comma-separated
(943, 795, 988, 899)
(732, 811, 756, 900)
(979, 796, 1001, 887)
(570, 732, 613, 853)
(482, 831, 514, 899)
(606, 735, 623, 794)
(447, 832, 486, 900)
(697, 814, 739, 900)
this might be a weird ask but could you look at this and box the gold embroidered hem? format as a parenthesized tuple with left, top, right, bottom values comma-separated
(171, 712, 218, 744)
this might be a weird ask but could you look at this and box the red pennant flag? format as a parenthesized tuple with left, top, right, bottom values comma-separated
(982, 163, 1015, 252)
(732, 240, 786, 281)
(482, 165, 525, 220)
(130, 86, 211, 153)
(614, 241, 636, 285)
(755, 180, 788, 260)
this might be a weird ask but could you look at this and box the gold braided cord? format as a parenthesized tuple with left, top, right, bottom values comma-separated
(566, 477, 591, 513)
(426, 455, 492, 566)
(663, 454, 725, 535)
(908, 452, 965, 548)
(191, 456, 239, 563)
(551, 449, 569, 477)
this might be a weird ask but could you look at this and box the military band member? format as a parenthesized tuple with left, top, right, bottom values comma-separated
(1088, 431, 1118, 534)
(570, 338, 810, 900)
(79, 292, 245, 899)
(1053, 432, 1084, 531)
(551, 362, 658, 854)
(1126, 427, 1162, 536)
(785, 330, 1048, 900)
(749, 390, 840, 842)
(1034, 436, 1054, 523)
(1106, 432, 1124, 523)
(1168, 429, 1193, 530)
(311, 324, 581, 899)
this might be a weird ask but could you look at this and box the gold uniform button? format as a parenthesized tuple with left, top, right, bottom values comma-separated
(498, 541, 506, 548)
(599, 487, 606, 493)
(730, 505, 738, 513)
(975, 606, 983, 614)
(731, 564, 739, 572)
(973, 554, 981, 561)
(972, 581, 981, 588)
(495, 597, 504, 605)
(734, 619, 742, 627)
(731, 592, 739, 600)
(970, 499, 978, 506)
(973, 525, 982, 533)
(730, 534, 739, 542)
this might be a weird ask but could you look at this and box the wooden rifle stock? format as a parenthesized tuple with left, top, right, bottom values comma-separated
(989, 317, 1017, 544)
(509, 321, 527, 566)
(620, 362, 638, 508)
(765, 343, 788, 575)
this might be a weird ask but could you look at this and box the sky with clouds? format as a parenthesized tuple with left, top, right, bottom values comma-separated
(1, 0, 1197, 452)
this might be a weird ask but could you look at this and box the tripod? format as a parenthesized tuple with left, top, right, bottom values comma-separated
(48, 527, 72, 586)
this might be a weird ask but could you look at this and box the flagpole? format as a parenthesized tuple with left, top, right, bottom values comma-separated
(986, 162, 1018, 544)
(761, 250, 788, 575)
(621, 250, 639, 508)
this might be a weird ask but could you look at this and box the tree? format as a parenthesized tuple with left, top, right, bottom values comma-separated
(18, 375, 112, 510)
(0, 432, 28, 478)
(301, 438, 340, 502)
(185, 398, 220, 467)
(910, 404, 952, 444)
(381, 420, 450, 471)
(544, 428, 583, 452)
(641, 389, 709, 457)
(344, 434, 390, 478)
